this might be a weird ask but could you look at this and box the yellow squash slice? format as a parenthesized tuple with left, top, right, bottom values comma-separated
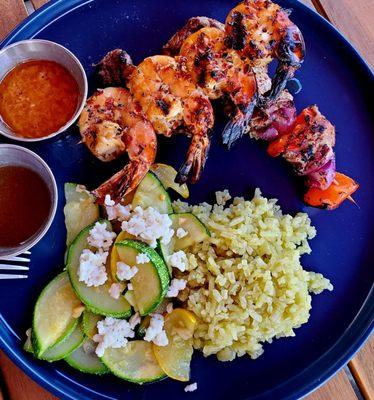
(153, 308, 197, 381)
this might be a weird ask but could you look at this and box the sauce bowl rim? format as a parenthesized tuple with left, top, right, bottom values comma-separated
(0, 143, 58, 257)
(0, 39, 88, 142)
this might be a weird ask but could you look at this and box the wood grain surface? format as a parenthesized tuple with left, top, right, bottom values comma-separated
(317, 0, 374, 66)
(0, 0, 372, 399)
(0, 352, 55, 400)
(308, 369, 358, 400)
(30, 0, 49, 9)
(0, 0, 27, 41)
(350, 335, 374, 400)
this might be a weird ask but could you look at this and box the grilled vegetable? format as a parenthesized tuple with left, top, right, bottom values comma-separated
(304, 172, 359, 210)
(65, 338, 109, 375)
(66, 221, 132, 318)
(32, 272, 81, 357)
(153, 309, 197, 381)
(150, 163, 189, 199)
(132, 172, 173, 214)
(40, 322, 84, 362)
(116, 240, 170, 316)
(64, 183, 99, 246)
(101, 340, 166, 383)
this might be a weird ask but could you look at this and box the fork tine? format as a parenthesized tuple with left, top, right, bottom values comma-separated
(23, 251, 31, 255)
(0, 264, 29, 271)
(0, 274, 28, 279)
(0, 256, 30, 262)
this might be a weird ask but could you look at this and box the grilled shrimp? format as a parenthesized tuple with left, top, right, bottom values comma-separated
(78, 87, 157, 203)
(127, 55, 214, 183)
(225, 0, 305, 101)
(166, 25, 257, 147)
(163, 17, 225, 57)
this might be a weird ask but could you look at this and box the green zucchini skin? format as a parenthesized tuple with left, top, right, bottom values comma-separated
(66, 221, 132, 318)
(116, 240, 170, 316)
(65, 338, 109, 375)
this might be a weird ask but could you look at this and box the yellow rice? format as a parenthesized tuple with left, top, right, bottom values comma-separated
(173, 189, 333, 361)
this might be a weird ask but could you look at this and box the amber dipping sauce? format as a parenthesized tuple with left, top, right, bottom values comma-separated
(0, 165, 51, 247)
(0, 60, 79, 138)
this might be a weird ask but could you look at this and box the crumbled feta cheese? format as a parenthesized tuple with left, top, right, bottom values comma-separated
(215, 189, 231, 206)
(136, 253, 150, 264)
(166, 303, 173, 314)
(167, 278, 187, 297)
(87, 221, 116, 251)
(104, 194, 115, 207)
(127, 282, 133, 291)
(93, 317, 135, 357)
(109, 283, 123, 299)
(184, 383, 197, 392)
(144, 314, 168, 346)
(104, 195, 132, 222)
(153, 330, 169, 346)
(168, 250, 188, 272)
(116, 262, 138, 281)
(176, 227, 188, 238)
(121, 206, 174, 248)
(129, 312, 141, 330)
(78, 249, 108, 287)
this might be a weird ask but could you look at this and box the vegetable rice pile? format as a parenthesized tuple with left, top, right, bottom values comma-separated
(173, 189, 333, 361)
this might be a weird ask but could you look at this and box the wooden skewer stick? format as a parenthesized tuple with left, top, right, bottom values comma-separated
(332, 180, 359, 208)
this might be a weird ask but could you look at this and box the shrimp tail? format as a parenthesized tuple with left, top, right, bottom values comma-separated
(266, 25, 305, 101)
(96, 49, 136, 87)
(265, 64, 297, 101)
(176, 133, 211, 184)
(222, 99, 256, 148)
(93, 159, 149, 204)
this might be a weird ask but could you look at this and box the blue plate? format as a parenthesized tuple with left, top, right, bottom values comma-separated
(1, 1, 373, 399)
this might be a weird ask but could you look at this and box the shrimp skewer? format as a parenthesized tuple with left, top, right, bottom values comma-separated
(78, 87, 157, 203)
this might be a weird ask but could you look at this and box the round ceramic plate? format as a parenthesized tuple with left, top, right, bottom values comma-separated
(0, 1, 373, 399)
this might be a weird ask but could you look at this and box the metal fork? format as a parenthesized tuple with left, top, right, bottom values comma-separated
(0, 251, 31, 279)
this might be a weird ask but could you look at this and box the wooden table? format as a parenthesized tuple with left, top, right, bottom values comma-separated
(0, 0, 373, 399)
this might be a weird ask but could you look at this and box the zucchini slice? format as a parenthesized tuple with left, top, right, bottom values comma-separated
(116, 240, 170, 316)
(171, 213, 210, 250)
(101, 340, 166, 384)
(132, 172, 173, 214)
(82, 311, 102, 339)
(159, 213, 209, 273)
(64, 183, 99, 246)
(66, 221, 132, 318)
(153, 309, 197, 382)
(65, 338, 108, 375)
(150, 163, 189, 199)
(136, 299, 170, 338)
(32, 272, 82, 357)
(110, 231, 135, 282)
(40, 322, 84, 362)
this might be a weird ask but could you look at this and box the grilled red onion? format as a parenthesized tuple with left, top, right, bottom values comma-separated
(305, 156, 336, 190)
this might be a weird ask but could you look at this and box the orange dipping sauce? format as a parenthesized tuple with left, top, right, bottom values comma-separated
(0, 60, 79, 138)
